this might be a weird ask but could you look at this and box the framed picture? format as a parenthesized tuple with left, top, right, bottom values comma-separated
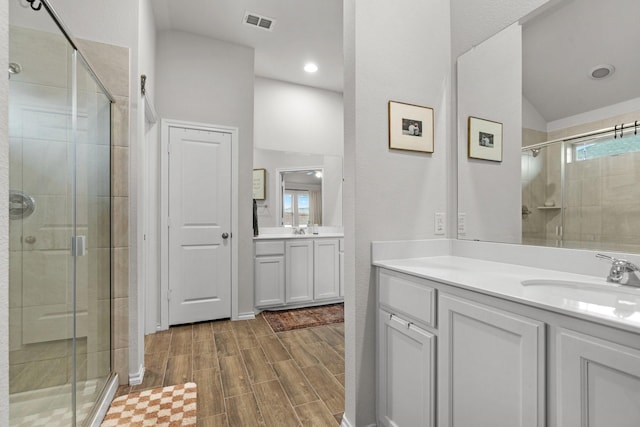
(253, 168, 266, 200)
(468, 116, 503, 162)
(388, 101, 434, 153)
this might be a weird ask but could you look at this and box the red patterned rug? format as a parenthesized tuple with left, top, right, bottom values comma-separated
(262, 303, 344, 332)
(102, 382, 196, 426)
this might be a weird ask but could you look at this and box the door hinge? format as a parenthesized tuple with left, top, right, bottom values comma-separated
(167, 289, 172, 301)
(167, 217, 171, 228)
(167, 142, 171, 155)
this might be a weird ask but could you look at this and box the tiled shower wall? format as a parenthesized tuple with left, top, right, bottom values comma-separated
(522, 110, 640, 253)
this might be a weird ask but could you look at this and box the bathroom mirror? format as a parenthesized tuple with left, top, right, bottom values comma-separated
(253, 148, 343, 228)
(279, 168, 323, 227)
(457, 0, 640, 253)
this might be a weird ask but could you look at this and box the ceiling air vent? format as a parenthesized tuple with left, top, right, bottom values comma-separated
(243, 11, 275, 31)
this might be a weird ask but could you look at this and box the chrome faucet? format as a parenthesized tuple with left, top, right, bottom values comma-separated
(293, 227, 306, 235)
(596, 253, 640, 286)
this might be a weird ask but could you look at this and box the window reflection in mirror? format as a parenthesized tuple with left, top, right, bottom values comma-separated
(281, 169, 322, 227)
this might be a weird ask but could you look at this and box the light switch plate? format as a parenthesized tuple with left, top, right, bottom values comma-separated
(434, 212, 446, 235)
(458, 213, 466, 234)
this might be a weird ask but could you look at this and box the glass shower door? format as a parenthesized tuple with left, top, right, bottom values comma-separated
(74, 53, 112, 424)
(9, 9, 112, 426)
(8, 22, 76, 425)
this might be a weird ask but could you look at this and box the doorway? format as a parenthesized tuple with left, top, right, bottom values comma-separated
(160, 120, 239, 327)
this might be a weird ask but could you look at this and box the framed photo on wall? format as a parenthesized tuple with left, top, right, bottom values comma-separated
(253, 168, 266, 200)
(468, 116, 503, 162)
(388, 101, 434, 153)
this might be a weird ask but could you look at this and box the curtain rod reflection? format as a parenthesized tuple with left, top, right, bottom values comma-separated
(522, 120, 640, 152)
(26, 0, 42, 11)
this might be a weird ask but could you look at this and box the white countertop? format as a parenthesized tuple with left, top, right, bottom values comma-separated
(254, 233, 344, 240)
(374, 255, 640, 334)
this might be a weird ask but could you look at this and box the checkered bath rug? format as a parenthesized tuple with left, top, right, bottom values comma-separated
(102, 382, 197, 426)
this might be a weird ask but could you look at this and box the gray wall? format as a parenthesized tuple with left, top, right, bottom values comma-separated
(155, 30, 255, 316)
(344, 0, 452, 424)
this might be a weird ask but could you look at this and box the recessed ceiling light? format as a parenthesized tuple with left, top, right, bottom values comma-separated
(304, 63, 318, 73)
(588, 64, 615, 80)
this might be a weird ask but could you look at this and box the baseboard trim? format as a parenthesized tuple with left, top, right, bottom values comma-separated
(128, 364, 145, 386)
(340, 414, 352, 427)
(237, 311, 256, 320)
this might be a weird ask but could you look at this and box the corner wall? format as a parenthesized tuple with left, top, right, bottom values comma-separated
(155, 30, 255, 318)
(343, 0, 451, 424)
(0, 0, 9, 424)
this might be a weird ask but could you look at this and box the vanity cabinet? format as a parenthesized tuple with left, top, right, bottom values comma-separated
(438, 294, 545, 427)
(554, 328, 640, 427)
(339, 239, 345, 297)
(255, 237, 343, 309)
(377, 265, 640, 427)
(286, 240, 314, 303)
(254, 242, 286, 307)
(378, 309, 435, 427)
(314, 239, 340, 300)
(377, 270, 436, 427)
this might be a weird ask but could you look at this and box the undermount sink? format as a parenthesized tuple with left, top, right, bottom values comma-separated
(521, 279, 638, 293)
(520, 279, 640, 316)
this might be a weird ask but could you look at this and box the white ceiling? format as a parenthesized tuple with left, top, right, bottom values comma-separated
(152, 0, 344, 93)
(522, 0, 640, 122)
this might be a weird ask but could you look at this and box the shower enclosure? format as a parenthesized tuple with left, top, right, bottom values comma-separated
(522, 126, 640, 253)
(9, 2, 114, 425)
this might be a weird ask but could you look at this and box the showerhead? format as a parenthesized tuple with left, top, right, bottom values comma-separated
(8, 62, 22, 78)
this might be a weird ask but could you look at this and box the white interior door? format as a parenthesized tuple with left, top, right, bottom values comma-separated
(168, 126, 232, 325)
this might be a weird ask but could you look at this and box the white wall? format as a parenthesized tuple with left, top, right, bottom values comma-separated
(523, 96, 548, 132)
(138, 0, 158, 352)
(451, 0, 552, 59)
(155, 30, 255, 317)
(343, 0, 451, 424)
(457, 23, 523, 244)
(254, 77, 343, 156)
(0, 0, 9, 423)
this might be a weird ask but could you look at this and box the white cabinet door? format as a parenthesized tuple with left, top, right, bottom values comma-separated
(555, 328, 640, 427)
(378, 309, 435, 427)
(339, 251, 344, 297)
(438, 294, 545, 427)
(314, 239, 340, 300)
(254, 255, 285, 307)
(285, 240, 313, 303)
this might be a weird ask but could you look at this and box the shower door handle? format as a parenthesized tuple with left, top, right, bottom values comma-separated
(72, 235, 87, 256)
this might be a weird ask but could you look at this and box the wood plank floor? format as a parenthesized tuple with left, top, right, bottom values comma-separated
(116, 313, 345, 427)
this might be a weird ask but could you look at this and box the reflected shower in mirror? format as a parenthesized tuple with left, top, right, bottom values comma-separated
(253, 148, 343, 229)
(457, 0, 640, 253)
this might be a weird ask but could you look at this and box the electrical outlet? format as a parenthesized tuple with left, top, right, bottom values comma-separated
(458, 213, 466, 234)
(434, 212, 446, 235)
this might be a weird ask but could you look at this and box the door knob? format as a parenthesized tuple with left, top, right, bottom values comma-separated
(222, 232, 229, 239)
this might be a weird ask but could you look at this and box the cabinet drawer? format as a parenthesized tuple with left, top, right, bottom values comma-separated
(255, 241, 285, 256)
(379, 270, 436, 328)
